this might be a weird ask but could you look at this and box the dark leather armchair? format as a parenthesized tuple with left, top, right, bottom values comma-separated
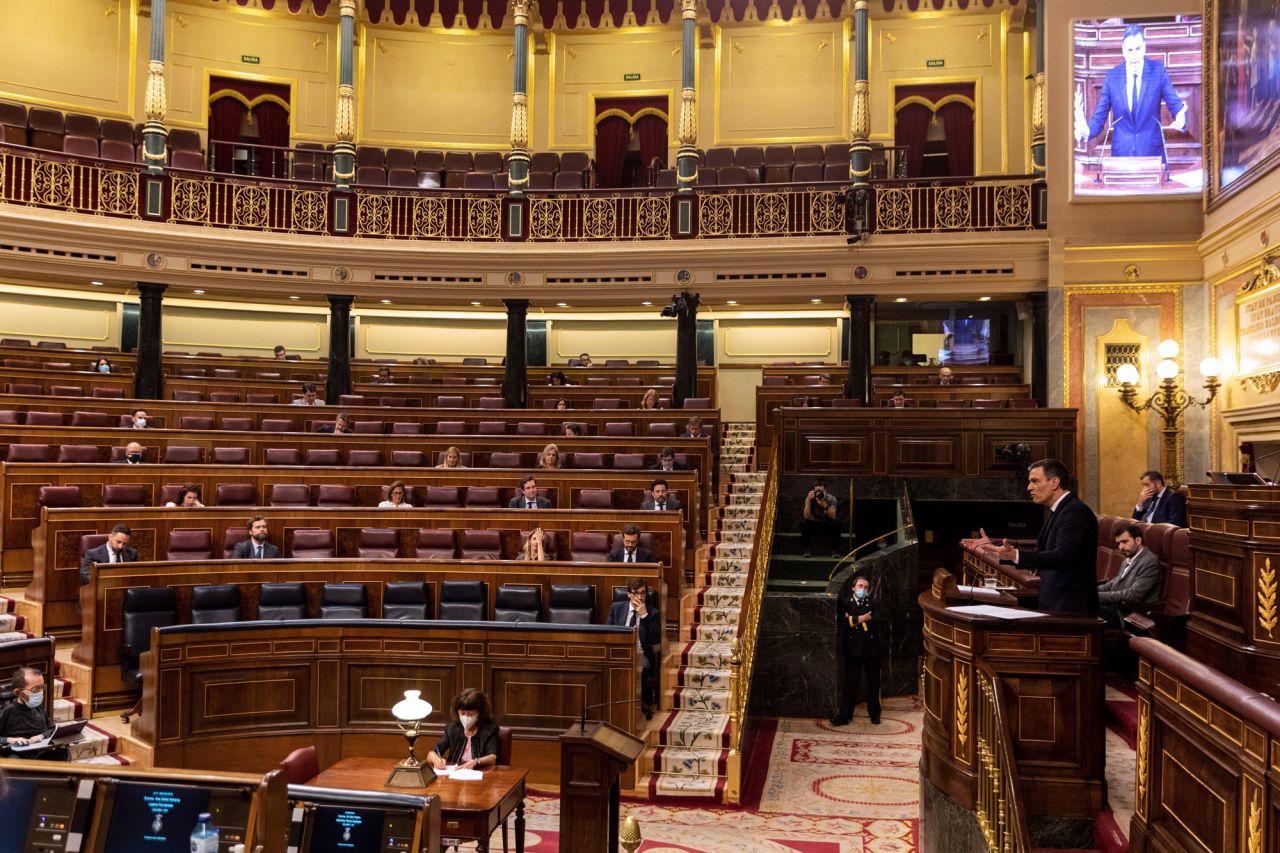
(495, 585, 541, 623)
(439, 580, 486, 621)
(190, 584, 241, 624)
(120, 587, 177, 721)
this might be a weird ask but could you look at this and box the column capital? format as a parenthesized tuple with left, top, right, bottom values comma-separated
(327, 294, 355, 309)
(680, 0, 698, 20)
(511, 0, 532, 27)
(503, 298, 531, 311)
(137, 282, 168, 298)
(339, 0, 358, 15)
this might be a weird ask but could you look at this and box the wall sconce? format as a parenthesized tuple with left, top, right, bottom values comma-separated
(1115, 339, 1221, 485)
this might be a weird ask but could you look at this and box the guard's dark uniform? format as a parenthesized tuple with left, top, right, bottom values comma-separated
(833, 591, 881, 725)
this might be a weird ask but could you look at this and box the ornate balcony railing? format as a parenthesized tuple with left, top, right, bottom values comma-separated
(0, 145, 1046, 242)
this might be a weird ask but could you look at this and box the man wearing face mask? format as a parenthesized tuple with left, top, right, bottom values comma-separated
(830, 576, 881, 726)
(231, 516, 280, 559)
(80, 524, 137, 585)
(130, 410, 149, 429)
(801, 479, 842, 559)
(1, 667, 66, 760)
(121, 441, 146, 464)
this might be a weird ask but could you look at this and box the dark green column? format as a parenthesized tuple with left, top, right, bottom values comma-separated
(848, 0, 870, 187)
(140, 0, 168, 174)
(673, 291, 701, 408)
(675, 0, 699, 191)
(502, 299, 530, 407)
(332, 0, 357, 189)
(506, 0, 532, 194)
(326, 295, 353, 404)
(1027, 292, 1047, 407)
(845, 296, 874, 406)
(1030, 2, 1046, 173)
(135, 283, 166, 399)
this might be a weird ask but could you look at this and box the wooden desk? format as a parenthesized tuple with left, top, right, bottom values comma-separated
(309, 759, 526, 853)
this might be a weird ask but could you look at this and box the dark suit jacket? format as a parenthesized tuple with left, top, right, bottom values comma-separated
(431, 721, 500, 766)
(1012, 492, 1099, 615)
(507, 495, 552, 509)
(1086, 58, 1184, 157)
(313, 424, 352, 434)
(80, 544, 138, 585)
(1097, 547, 1162, 610)
(837, 594, 881, 658)
(650, 461, 687, 472)
(230, 540, 281, 559)
(608, 547, 655, 564)
(606, 600, 662, 652)
(640, 497, 682, 512)
(1133, 488, 1187, 527)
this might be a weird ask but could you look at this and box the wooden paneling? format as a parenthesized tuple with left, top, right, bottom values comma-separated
(133, 621, 641, 788)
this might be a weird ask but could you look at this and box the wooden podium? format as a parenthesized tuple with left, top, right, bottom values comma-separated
(559, 720, 645, 853)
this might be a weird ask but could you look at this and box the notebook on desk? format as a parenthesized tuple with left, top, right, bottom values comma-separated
(7, 718, 88, 751)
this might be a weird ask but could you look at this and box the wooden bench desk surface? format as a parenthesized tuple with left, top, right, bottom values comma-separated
(310, 759, 527, 814)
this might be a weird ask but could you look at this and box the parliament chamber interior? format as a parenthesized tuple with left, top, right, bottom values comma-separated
(0, 0, 1277, 851)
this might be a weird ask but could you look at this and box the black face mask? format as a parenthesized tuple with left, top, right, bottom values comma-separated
(127, 453, 142, 463)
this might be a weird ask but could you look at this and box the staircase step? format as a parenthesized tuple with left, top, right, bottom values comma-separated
(689, 624, 737, 642)
(672, 687, 730, 712)
(680, 641, 733, 668)
(656, 710, 731, 749)
(651, 746, 729, 777)
(52, 696, 83, 721)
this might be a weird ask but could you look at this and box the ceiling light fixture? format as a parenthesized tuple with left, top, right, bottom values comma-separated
(726, 300, 738, 305)
(192, 289, 205, 295)
(470, 301, 482, 306)
(90, 280, 104, 286)
(288, 295, 300, 300)
(810, 298, 823, 304)
(894, 297, 908, 303)
(641, 301, 652, 306)
(381, 299, 392, 304)
(978, 296, 992, 302)
(556, 302, 569, 307)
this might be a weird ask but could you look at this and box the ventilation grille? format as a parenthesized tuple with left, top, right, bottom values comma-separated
(190, 261, 308, 277)
(373, 273, 483, 284)
(546, 273, 653, 285)
(894, 266, 1015, 278)
(1104, 343, 1142, 387)
(716, 271, 826, 282)
(0, 242, 118, 263)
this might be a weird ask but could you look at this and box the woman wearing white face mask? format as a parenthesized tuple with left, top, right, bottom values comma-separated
(425, 688, 500, 771)
(830, 575, 881, 728)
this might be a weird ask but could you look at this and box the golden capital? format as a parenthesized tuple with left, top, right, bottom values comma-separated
(335, 83, 355, 142)
(854, 0, 868, 11)
(850, 79, 869, 141)
(1031, 71, 1046, 134)
(144, 60, 167, 122)
(678, 86, 697, 147)
(339, 0, 357, 16)
(510, 91, 530, 150)
(681, 0, 697, 20)
(511, 0, 531, 26)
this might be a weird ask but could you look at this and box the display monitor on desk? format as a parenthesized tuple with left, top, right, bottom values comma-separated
(0, 772, 87, 853)
(287, 785, 429, 853)
(90, 780, 255, 853)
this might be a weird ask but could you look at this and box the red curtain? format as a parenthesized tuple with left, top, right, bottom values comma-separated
(634, 114, 668, 170)
(209, 97, 244, 174)
(253, 101, 290, 178)
(893, 103, 932, 178)
(594, 116, 631, 189)
(939, 101, 974, 176)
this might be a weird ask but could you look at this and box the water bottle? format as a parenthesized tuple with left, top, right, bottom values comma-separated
(190, 812, 219, 853)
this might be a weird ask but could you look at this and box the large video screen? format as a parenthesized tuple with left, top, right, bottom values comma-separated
(1072, 16, 1203, 197)
(1214, 0, 1280, 201)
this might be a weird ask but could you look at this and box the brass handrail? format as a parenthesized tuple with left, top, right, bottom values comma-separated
(723, 446, 778, 804)
(974, 660, 1033, 853)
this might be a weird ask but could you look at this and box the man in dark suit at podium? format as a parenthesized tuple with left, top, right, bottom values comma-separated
(1132, 470, 1187, 527)
(988, 459, 1099, 615)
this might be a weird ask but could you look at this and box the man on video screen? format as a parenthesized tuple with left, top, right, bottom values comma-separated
(1075, 23, 1187, 157)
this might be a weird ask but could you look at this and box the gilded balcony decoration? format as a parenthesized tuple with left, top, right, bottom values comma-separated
(356, 193, 392, 236)
(170, 174, 329, 233)
(98, 170, 138, 216)
(873, 178, 1037, 234)
(1259, 557, 1278, 638)
(468, 198, 502, 239)
(32, 160, 74, 208)
(292, 190, 328, 233)
(144, 60, 167, 122)
(336, 83, 356, 143)
(1135, 697, 1149, 818)
(510, 92, 530, 151)
(697, 187, 847, 239)
(172, 176, 211, 223)
(678, 87, 697, 147)
(413, 197, 448, 238)
(699, 193, 734, 236)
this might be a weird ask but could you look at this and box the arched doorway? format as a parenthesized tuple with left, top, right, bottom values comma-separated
(208, 76, 292, 178)
(593, 96, 670, 188)
(892, 83, 976, 178)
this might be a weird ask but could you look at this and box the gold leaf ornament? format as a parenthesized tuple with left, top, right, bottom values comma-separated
(1259, 557, 1277, 637)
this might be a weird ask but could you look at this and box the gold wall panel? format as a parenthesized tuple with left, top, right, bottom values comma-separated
(549, 319, 676, 361)
(164, 2, 335, 136)
(1095, 318, 1149, 516)
(714, 21, 848, 145)
(550, 31, 681, 150)
(163, 305, 327, 357)
(718, 317, 838, 361)
(877, 20, 994, 72)
(361, 28, 511, 148)
(0, 0, 135, 117)
(361, 317, 505, 359)
(0, 289, 116, 345)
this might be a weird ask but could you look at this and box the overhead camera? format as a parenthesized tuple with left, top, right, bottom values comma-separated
(834, 188, 870, 245)
(660, 289, 701, 318)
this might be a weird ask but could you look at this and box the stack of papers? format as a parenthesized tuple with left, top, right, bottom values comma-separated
(433, 765, 484, 780)
(945, 604, 1046, 619)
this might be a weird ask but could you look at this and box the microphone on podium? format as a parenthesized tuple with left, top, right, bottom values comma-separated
(579, 698, 644, 733)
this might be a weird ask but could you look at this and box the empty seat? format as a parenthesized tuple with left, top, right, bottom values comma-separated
(289, 528, 335, 558)
(548, 584, 595, 624)
(222, 527, 250, 558)
(422, 486, 461, 508)
(436, 396, 465, 408)
(570, 531, 610, 562)
(212, 447, 250, 465)
(0, 102, 26, 144)
(477, 420, 507, 435)
(515, 422, 545, 436)
(718, 166, 753, 184)
(439, 580, 486, 621)
(463, 486, 501, 508)
(162, 445, 203, 464)
(763, 144, 793, 183)
(166, 529, 214, 561)
(792, 163, 825, 182)
(460, 529, 503, 559)
(477, 397, 505, 409)
(528, 171, 554, 190)
(530, 151, 559, 173)
(320, 583, 367, 619)
(348, 449, 382, 466)
(246, 393, 279, 404)
(48, 385, 83, 397)
(180, 416, 214, 430)
(70, 411, 113, 427)
(592, 398, 623, 409)
(27, 107, 65, 150)
(463, 171, 494, 189)
(103, 483, 148, 507)
(38, 486, 83, 510)
(357, 165, 386, 185)
(63, 133, 99, 158)
(383, 581, 429, 620)
(585, 377, 610, 387)
(190, 584, 241, 623)
(357, 528, 400, 558)
(169, 129, 202, 151)
(682, 396, 711, 408)
(57, 444, 102, 463)
(416, 528, 457, 559)
(577, 488, 614, 509)
(390, 450, 426, 466)
(972, 399, 1005, 409)
(8, 443, 52, 462)
(316, 484, 356, 507)
(170, 149, 205, 171)
(209, 392, 241, 403)
(260, 419, 292, 432)
(823, 143, 851, 164)
(305, 448, 342, 466)
(648, 422, 677, 437)
(391, 423, 423, 435)
(119, 588, 177, 708)
(572, 452, 605, 469)
(215, 483, 256, 505)
(269, 483, 311, 506)
(553, 171, 583, 190)
(794, 144, 824, 165)
(705, 147, 734, 169)
(613, 452, 646, 469)
(495, 585, 541, 623)
(25, 411, 64, 426)
(170, 390, 203, 402)
(257, 583, 307, 620)
(824, 163, 848, 182)
(100, 118, 134, 143)
(266, 448, 302, 465)
(561, 151, 591, 177)
(221, 417, 254, 431)
(353, 420, 384, 434)
(604, 422, 634, 436)
(435, 420, 467, 435)
(489, 451, 522, 467)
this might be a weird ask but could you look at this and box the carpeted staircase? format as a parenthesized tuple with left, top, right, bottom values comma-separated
(0, 593, 32, 643)
(643, 422, 763, 801)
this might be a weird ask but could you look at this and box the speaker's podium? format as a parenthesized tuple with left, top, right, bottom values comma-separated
(559, 719, 645, 853)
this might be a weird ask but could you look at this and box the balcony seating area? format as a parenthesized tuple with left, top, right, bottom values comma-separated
(0, 100, 207, 169)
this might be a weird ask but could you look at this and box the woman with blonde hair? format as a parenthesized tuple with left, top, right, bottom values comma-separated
(537, 443, 562, 470)
(436, 446, 464, 468)
(640, 388, 660, 410)
(518, 527, 552, 561)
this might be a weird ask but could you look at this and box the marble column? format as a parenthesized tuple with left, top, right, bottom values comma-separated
(134, 283, 166, 400)
(1030, 4, 1046, 174)
(674, 291, 701, 408)
(675, 0, 699, 191)
(140, 0, 168, 174)
(1027, 291, 1048, 407)
(848, 0, 870, 189)
(506, 0, 533, 194)
(326, 295, 354, 404)
(502, 299, 530, 408)
(332, 0, 357, 189)
(846, 295, 874, 405)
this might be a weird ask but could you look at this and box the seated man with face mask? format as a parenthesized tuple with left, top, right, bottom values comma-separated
(121, 441, 146, 464)
(1, 667, 68, 761)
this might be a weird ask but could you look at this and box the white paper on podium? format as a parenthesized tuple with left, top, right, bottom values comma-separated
(945, 604, 1046, 619)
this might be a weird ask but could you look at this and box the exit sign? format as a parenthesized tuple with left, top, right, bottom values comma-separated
(623, 73, 641, 81)
(241, 55, 261, 64)
(926, 58, 945, 68)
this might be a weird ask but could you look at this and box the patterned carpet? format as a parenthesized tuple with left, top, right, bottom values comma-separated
(490, 696, 923, 852)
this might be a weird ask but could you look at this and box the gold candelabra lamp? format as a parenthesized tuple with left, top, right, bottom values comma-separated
(1115, 339, 1221, 485)
(385, 690, 435, 788)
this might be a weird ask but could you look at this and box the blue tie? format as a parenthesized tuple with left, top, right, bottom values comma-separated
(1130, 74, 1138, 114)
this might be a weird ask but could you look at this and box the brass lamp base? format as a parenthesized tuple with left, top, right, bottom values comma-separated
(385, 760, 435, 788)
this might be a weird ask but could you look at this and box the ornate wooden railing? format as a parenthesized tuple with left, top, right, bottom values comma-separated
(974, 661, 1033, 853)
(724, 446, 777, 805)
(0, 145, 1046, 241)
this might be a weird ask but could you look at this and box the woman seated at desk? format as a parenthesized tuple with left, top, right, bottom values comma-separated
(427, 688, 500, 771)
